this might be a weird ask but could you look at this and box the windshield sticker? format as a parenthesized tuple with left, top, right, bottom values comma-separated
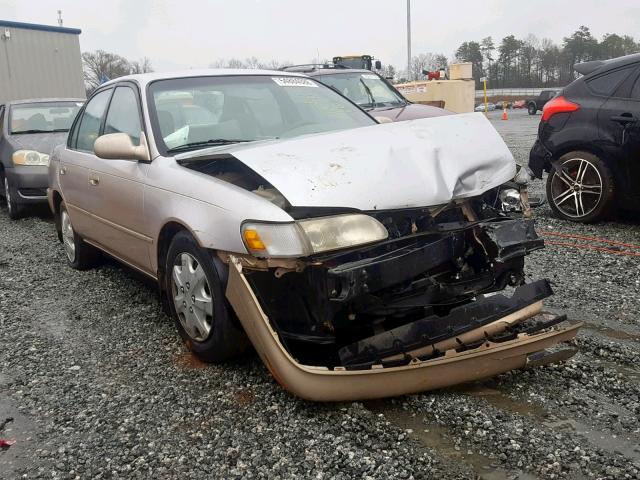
(361, 74, 378, 80)
(272, 77, 318, 88)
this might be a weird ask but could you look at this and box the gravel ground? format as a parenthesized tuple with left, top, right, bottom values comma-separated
(1, 109, 639, 479)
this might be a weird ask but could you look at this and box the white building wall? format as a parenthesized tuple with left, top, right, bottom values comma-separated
(0, 22, 85, 104)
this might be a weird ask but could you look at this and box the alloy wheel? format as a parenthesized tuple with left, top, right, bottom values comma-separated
(61, 209, 76, 262)
(171, 253, 214, 342)
(549, 157, 603, 219)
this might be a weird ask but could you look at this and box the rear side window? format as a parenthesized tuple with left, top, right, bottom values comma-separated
(587, 66, 636, 96)
(75, 89, 112, 152)
(104, 86, 142, 146)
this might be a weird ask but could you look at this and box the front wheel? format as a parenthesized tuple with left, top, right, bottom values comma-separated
(3, 176, 23, 220)
(164, 231, 248, 362)
(546, 151, 615, 223)
(528, 103, 537, 115)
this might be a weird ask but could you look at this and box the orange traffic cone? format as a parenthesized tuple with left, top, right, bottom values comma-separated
(502, 108, 508, 120)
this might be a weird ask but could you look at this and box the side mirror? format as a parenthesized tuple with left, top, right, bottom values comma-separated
(374, 60, 382, 70)
(374, 116, 393, 124)
(94, 132, 150, 162)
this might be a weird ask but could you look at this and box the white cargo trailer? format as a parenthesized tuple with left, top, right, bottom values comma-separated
(0, 20, 85, 104)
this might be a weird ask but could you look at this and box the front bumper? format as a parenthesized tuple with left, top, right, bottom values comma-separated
(226, 257, 580, 401)
(5, 166, 49, 203)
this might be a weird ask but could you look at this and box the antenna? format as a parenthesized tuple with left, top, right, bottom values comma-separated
(57, 10, 63, 27)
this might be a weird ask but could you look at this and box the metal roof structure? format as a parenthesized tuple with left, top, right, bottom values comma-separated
(0, 19, 81, 35)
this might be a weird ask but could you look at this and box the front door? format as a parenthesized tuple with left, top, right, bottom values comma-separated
(597, 66, 640, 202)
(88, 85, 152, 273)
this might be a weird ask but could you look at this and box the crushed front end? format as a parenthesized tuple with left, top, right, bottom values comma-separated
(222, 199, 580, 401)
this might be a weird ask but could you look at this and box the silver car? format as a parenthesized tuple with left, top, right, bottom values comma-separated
(48, 70, 580, 401)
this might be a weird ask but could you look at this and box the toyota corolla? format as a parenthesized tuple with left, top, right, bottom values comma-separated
(47, 70, 580, 401)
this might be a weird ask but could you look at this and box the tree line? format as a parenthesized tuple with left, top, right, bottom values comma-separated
(82, 50, 154, 93)
(454, 26, 639, 88)
(81, 26, 639, 94)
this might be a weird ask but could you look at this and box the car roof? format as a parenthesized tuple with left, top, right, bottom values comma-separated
(101, 68, 308, 88)
(575, 53, 640, 76)
(284, 66, 374, 76)
(8, 98, 85, 106)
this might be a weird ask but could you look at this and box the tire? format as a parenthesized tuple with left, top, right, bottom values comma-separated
(546, 151, 615, 223)
(528, 103, 537, 115)
(164, 230, 249, 363)
(59, 201, 99, 269)
(3, 175, 23, 220)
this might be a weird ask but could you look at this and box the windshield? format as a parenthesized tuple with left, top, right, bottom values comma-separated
(318, 72, 406, 109)
(10, 101, 83, 134)
(147, 75, 376, 154)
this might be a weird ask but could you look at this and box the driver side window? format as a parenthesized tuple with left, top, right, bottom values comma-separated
(74, 89, 112, 152)
(104, 86, 142, 146)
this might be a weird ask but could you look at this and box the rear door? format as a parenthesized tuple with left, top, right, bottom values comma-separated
(596, 63, 640, 200)
(60, 88, 113, 236)
(88, 83, 152, 272)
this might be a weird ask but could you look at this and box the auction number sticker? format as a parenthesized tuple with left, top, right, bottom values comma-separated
(272, 77, 318, 87)
(361, 74, 378, 80)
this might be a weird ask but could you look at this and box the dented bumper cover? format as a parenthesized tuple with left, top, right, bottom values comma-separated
(226, 258, 580, 401)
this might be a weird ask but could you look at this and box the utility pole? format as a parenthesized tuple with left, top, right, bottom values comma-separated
(406, 0, 411, 80)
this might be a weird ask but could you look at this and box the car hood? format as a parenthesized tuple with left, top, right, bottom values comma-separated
(370, 102, 451, 122)
(9, 132, 69, 156)
(178, 112, 515, 211)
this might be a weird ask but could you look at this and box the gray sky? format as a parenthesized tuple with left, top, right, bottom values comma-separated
(2, 0, 639, 71)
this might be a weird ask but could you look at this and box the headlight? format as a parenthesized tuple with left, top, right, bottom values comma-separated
(242, 214, 388, 258)
(12, 150, 50, 166)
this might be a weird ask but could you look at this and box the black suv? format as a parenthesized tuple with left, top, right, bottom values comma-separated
(529, 53, 640, 222)
(527, 90, 560, 115)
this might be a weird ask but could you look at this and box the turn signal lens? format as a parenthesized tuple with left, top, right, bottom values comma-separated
(243, 229, 266, 251)
(241, 222, 307, 258)
(541, 96, 580, 122)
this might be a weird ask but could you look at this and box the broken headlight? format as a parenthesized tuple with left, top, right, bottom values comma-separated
(242, 214, 388, 258)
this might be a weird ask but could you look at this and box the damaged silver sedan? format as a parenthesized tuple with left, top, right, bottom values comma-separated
(47, 70, 580, 401)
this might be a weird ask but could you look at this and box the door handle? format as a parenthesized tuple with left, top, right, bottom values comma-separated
(89, 174, 100, 186)
(59, 166, 67, 176)
(610, 113, 635, 124)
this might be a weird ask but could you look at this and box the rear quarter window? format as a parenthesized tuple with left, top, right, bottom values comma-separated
(586, 65, 637, 96)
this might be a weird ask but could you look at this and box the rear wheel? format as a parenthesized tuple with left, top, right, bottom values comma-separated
(60, 202, 99, 269)
(528, 103, 537, 115)
(164, 231, 248, 362)
(546, 151, 615, 223)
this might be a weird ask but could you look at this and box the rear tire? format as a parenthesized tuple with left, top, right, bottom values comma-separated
(59, 201, 99, 269)
(164, 231, 249, 363)
(546, 151, 615, 223)
(528, 103, 537, 115)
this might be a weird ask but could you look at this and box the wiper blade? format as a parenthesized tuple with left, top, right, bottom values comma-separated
(12, 129, 52, 134)
(167, 139, 253, 153)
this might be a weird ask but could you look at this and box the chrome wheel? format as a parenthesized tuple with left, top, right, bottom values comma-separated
(4, 177, 12, 215)
(61, 209, 76, 262)
(171, 253, 213, 342)
(549, 157, 603, 219)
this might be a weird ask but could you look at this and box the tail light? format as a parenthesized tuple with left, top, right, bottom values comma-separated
(542, 96, 580, 122)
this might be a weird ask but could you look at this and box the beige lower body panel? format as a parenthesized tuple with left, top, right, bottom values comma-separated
(226, 257, 581, 402)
